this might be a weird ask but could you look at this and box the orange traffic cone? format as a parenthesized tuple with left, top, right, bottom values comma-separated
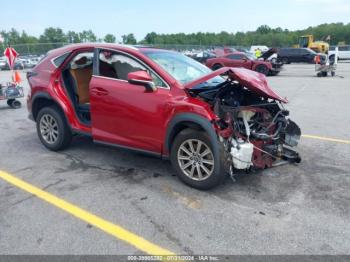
(12, 70, 22, 84)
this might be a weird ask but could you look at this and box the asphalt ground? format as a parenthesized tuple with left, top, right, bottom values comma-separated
(0, 62, 349, 256)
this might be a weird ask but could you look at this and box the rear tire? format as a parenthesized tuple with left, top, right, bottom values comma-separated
(281, 57, 289, 64)
(170, 129, 226, 190)
(36, 106, 72, 151)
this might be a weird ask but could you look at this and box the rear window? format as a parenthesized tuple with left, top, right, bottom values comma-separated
(52, 52, 71, 67)
(279, 48, 293, 55)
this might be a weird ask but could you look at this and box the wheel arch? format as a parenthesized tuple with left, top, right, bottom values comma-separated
(164, 113, 219, 156)
(31, 92, 68, 124)
(212, 63, 224, 70)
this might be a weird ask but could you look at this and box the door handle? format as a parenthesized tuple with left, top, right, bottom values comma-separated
(91, 87, 109, 96)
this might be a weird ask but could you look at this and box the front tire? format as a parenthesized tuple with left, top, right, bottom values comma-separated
(255, 64, 269, 75)
(170, 129, 226, 190)
(36, 106, 72, 151)
(212, 64, 223, 71)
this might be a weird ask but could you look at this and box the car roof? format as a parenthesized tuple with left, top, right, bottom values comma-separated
(46, 43, 171, 58)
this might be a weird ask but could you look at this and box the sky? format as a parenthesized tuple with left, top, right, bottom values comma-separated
(1, 0, 350, 41)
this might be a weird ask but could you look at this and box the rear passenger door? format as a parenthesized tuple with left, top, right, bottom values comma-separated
(89, 48, 170, 154)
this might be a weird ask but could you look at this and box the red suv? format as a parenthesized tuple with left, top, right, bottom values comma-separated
(27, 44, 301, 190)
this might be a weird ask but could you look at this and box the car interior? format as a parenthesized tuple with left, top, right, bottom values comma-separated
(62, 52, 93, 125)
(61, 50, 166, 125)
(98, 51, 146, 80)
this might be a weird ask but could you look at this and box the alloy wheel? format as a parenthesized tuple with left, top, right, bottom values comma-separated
(177, 139, 214, 181)
(39, 114, 59, 144)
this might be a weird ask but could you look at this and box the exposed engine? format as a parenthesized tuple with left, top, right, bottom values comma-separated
(189, 79, 301, 172)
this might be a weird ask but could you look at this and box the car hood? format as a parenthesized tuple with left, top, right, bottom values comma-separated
(184, 67, 288, 103)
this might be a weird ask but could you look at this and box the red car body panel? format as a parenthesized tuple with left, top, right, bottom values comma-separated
(184, 67, 288, 103)
(27, 44, 219, 156)
(206, 52, 272, 71)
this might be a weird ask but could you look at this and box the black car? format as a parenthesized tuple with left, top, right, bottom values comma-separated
(278, 48, 317, 64)
(191, 51, 216, 64)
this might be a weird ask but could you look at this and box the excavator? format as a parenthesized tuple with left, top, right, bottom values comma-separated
(298, 35, 329, 54)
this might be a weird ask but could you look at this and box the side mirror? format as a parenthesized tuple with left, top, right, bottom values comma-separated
(127, 70, 157, 92)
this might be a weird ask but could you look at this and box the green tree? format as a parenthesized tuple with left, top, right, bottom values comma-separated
(143, 32, 157, 44)
(79, 30, 97, 42)
(122, 33, 137, 44)
(104, 34, 116, 43)
(39, 27, 67, 43)
(67, 31, 81, 43)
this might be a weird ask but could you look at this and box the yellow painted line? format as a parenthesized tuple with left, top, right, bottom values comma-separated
(0, 170, 175, 256)
(302, 134, 350, 144)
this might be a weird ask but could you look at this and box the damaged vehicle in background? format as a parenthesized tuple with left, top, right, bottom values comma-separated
(257, 47, 284, 75)
(205, 52, 281, 76)
(27, 44, 301, 190)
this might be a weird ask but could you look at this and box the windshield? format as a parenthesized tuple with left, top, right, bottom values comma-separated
(142, 50, 223, 85)
(306, 48, 317, 54)
(299, 37, 309, 48)
(246, 54, 256, 60)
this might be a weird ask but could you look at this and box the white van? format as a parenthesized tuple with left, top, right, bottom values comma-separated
(250, 45, 269, 53)
(329, 45, 350, 60)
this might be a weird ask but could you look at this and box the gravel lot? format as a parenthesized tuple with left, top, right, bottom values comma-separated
(0, 63, 349, 255)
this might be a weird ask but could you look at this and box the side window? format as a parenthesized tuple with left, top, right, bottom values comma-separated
(227, 54, 242, 60)
(296, 49, 304, 55)
(339, 46, 348, 51)
(52, 52, 71, 67)
(98, 50, 167, 87)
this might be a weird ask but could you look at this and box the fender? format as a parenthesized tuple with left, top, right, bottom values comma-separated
(164, 113, 219, 156)
(31, 91, 71, 125)
(31, 91, 54, 119)
(252, 62, 272, 71)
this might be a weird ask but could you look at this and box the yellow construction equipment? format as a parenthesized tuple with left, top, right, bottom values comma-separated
(298, 35, 329, 54)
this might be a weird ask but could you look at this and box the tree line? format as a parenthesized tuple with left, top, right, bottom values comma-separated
(1, 23, 349, 55)
(140, 23, 350, 47)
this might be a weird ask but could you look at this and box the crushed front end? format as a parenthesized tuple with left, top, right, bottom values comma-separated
(188, 67, 301, 174)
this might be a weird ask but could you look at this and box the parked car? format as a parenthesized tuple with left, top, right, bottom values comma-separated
(0, 58, 7, 70)
(22, 59, 36, 69)
(0, 59, 24, 70)
(258, 48, 284, 75)
(27, 43, 301, 190)
(278, 48, 317, 64)
(191, 51, 216, 64)
(205, 52, 279, 75)
(329, 45, 350, 60)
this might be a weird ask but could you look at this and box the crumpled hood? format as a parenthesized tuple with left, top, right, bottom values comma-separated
(184, 67, 288, 103)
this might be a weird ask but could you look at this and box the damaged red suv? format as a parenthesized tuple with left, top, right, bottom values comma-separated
(27, 44, 301, 190)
